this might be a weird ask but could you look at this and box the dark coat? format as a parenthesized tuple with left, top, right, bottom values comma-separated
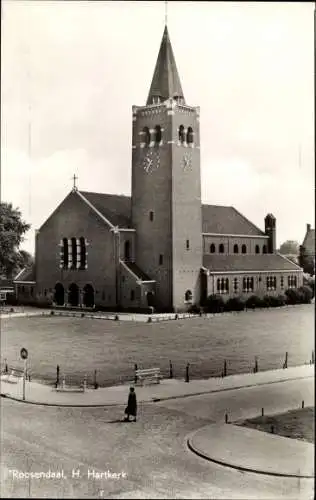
(126, 392, 137, 416)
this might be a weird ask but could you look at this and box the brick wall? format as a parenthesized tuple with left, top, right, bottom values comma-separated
(35, 191, 116, 308)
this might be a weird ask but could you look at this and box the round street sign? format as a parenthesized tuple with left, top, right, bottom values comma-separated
(20, 348, 28, 360)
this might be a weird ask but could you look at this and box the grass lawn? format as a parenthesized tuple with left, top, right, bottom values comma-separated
(238, 407, 315, 444)
(1, 303, 314, 387)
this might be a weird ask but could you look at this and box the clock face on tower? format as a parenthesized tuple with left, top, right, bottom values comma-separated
(140, 150, 160, 174)
(181, 152, 192, 171)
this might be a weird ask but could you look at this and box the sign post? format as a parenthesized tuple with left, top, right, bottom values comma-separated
(20, 348, 28, 401)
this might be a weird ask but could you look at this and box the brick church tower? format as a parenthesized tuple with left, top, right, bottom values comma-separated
(131, 26, 202, 311)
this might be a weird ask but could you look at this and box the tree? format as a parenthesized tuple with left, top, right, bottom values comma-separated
(278, 240, 299, 255)
(0, 202, 31, 278)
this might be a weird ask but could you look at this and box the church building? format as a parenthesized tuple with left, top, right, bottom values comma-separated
(15, 26, 303, 312)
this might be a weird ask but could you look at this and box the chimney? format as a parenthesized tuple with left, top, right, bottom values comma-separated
(307, 223, 311, 232)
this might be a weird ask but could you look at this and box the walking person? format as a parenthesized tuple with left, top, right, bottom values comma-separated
(124, 387, 137, 422)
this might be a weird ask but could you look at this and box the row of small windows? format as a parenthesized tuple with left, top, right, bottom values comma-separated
(141, 125, 194, 146)
(209, 243, 267, 254)
(60, 237, 88, 270)
(216, 275, 298, 294)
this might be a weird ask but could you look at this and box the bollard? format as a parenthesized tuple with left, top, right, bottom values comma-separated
(302, 400, 304, 409)
(94, 370, 98, 389)
(134, 363, 138, 384)
(283, 351, 288, 369)
(169, 360, 173, 379)
(223, 360, 227, 377)
(56, 364, 60, 387)
(4, 359, 8, 374)
(254, 356, 258, 374)
(270, 425, 274, 434)
(185, 363, 190, 383)
(225, 413, 228, 424)
(261, 407, 264, 417)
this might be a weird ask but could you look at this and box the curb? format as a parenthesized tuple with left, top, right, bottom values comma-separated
(1, 373, 313, 408)
(186, 434, 314, 479)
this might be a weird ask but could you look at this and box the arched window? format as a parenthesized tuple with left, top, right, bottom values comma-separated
(185, 290, 193, 302)
(233, 244, 239, 254)
(83, 284, 94, 308)
(187, 126, 194, 144)
(219, 244, 225, 254)
(255, 245, 260, 254)
(154, 125, 162, 145)
(79, 237, 86, 269)
(54, 283, 64, 306)
(71, 237, 77, 269)
(143, 127, 150, 146)
(178, 125, 185, 143)
(242, 244, 247, 254)
(63, 238, 69, 269)
(210, 243, 215, 254)
(124, 240, 130, 261)
(263, 245, 267, 254)
(68, 283, 79, 306)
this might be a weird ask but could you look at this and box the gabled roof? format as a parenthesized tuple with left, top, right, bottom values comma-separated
(14, 266, 36, 283)
(302, 228, 315, 254)
(121, 261, 154, 282)
(202, 205, 266, 236)
(79, 191, 132, 228)
(203, 253, 302, 273)
(146, 26, 185, 105)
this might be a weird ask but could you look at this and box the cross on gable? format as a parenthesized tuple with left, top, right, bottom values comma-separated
(72, 174, 78, 191)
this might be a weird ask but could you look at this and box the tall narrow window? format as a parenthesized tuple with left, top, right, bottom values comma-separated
(149, 211, 154, 221)
(124, 240, 130, 261)
(280, 276, 284, 289)
(210, 244, 215, 254)
(219, 243, 225, 254)
(233, 278, 238, 292)
(62, 238, 69, 269)
(79, 237, 86, 269)
(186, 239, 190, 250)
(233, 244, 239, 254)
(130, 290, 135, 301)
(187, 126, 194, 144)
(71, 237, 77, 269)
(263, 245, 267, 254)
(154, 125, 162, 145)
(159, 254, 163, 265)
(242, 244, 247, 254)
(179, 125, 185, 143)
(185, 290, 193, 302)
(143, 126, 150, 146)
(255, 245, 260, 254)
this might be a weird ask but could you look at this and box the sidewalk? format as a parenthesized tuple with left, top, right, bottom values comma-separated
(1, 365, 314, 407)
(187, 422, 314, 478)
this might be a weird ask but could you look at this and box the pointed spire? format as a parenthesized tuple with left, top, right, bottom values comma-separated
(146, 26, 185, 105)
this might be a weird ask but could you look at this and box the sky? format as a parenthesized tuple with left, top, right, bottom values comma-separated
(1, 1, 314, 255)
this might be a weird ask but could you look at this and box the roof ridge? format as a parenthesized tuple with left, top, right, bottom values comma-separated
(79, 191, 131, 199)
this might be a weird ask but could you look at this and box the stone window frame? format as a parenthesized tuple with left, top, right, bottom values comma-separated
(217, 277, 229, 294)
(242, 277, 254, 293)
(266, 276, 277, 291)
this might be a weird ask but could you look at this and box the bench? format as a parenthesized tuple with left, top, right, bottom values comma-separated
(1, 369, 23, 384)
(54, 376, 86, 393)
(55, 385, 85, 393)
(135, 368, 161, 386)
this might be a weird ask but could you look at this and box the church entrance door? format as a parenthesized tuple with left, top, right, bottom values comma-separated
(83, 284, 94, 308)
(54, 283, 65, 306)
(68, 283, 79, 307)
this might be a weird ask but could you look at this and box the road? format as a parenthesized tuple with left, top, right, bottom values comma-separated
(1, 378, 314, 499)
